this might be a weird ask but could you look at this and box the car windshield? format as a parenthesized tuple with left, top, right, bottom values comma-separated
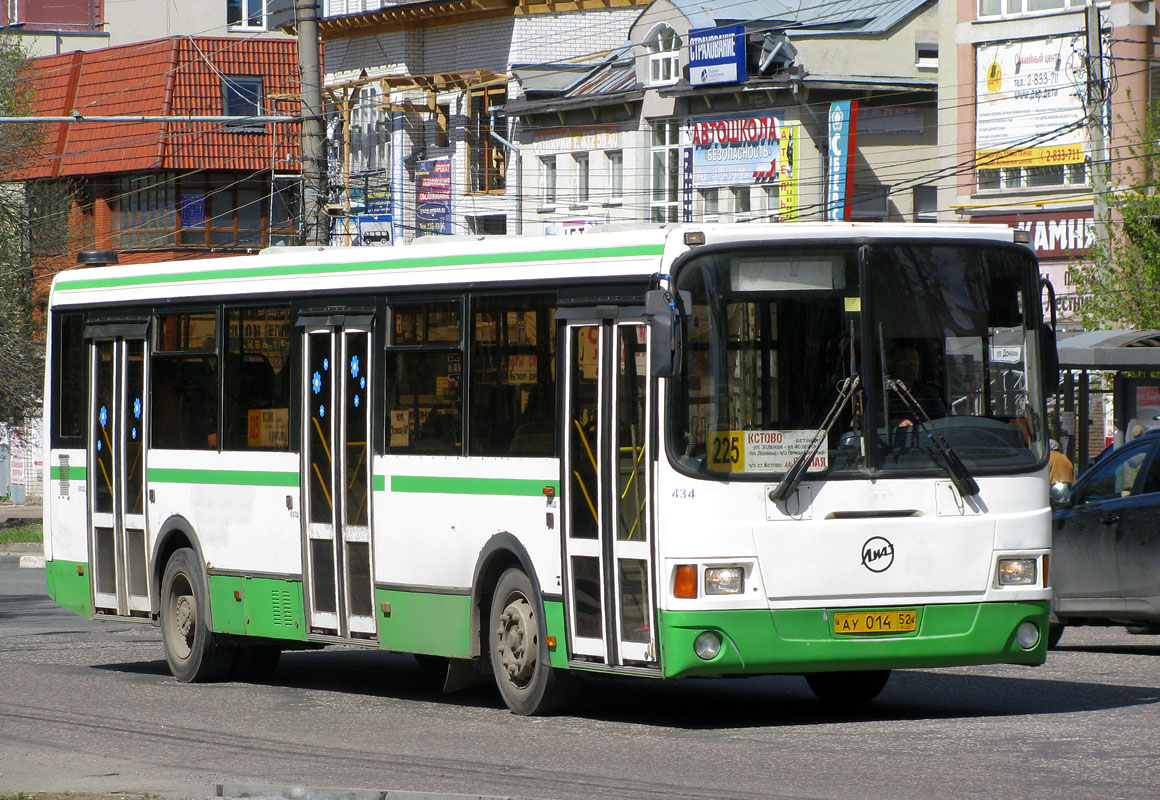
(668, 240, 1047, 480)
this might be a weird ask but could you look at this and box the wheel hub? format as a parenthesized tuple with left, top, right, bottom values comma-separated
(496, 598, 537, 686)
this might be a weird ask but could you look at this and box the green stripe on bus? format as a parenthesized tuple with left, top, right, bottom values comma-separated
(50, 465, 88, 480)
(389, 475, 559, 496)
(148, 468, 300, 487)
(54, 243, 666, 291)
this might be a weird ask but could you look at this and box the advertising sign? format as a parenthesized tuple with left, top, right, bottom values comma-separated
(826, 100, 858, 221)
(688, 25, 746, 86)
(976, 210, 1094, 258)
(976, 36, 1086, 168)
(415, 158, 452, 236)
(778, 124, 799, 220)
(691, 112, 785, 187)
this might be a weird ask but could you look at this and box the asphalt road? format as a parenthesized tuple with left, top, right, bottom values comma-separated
(1, 556, 1158, 800)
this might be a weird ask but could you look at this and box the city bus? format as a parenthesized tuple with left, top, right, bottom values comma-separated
(42, 223, 1055, 714)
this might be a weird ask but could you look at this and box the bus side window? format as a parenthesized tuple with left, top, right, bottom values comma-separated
(385, 301, 463, 455)
(54, 312, 86, 447)
(152, 311, 220, 450)
(223, 305, 291, 451)
(469, 293, 557, 457)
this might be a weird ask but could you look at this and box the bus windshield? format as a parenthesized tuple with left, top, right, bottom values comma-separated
(669, 241, 1047, 481)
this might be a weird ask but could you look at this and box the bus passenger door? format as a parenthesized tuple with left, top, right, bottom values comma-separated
(562, 318, 657, 668)
(301, 321, 376, 639)
(89, 331, 150, 617)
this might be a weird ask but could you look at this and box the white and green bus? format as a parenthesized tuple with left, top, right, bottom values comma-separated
(43, 223, 1056, 714)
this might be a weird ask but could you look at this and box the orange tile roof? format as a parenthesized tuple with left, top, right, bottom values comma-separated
(20, 37, 301, 179)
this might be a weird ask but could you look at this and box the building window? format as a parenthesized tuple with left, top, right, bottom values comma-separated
(762, 186, 778, 220)
(469, 215, 507, 235)
(112, 172, 293, 250)
(977, 0, 1084, 18)
(916, 43, 938, 69)
(646, 24, 682, 86)
(914, 185, 937, 222)
(541, 156, 557, 205)
(227, 0, 266, 31)
(607, 150, 623, 200)
(574, 153, 589, 204)
(650, 121, 681, 222)
(349, 86, 387, 175)
(732, 187, 751, 221)
(435, 104, 450, 148)
(222, 75, 264, 130)
(467, 85, 506, 193)
(977, 163, 1087, 191)
(699, 188, 719, 220)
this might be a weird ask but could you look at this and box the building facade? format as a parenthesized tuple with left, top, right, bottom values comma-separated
(18, 36, 301, 294)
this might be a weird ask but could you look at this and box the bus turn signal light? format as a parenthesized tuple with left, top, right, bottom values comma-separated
(674, 565, 698, 598)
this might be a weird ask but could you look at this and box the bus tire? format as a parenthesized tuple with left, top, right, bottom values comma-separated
(1047, 623, 1065, 649)
(160, 547, 236, 682)
(488, 568, 573, 715)
(805, 669, 891, 705)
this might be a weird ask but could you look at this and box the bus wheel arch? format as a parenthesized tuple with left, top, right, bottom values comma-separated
(150, 516, 205, 622)
(471, 534, 575, 715)
(470, 532, 541, 660)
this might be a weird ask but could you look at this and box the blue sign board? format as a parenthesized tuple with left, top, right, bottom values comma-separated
(688, 25, 746, 86)
(826, 101, 857, 221)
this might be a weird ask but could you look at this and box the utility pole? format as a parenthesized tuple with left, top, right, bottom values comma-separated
(297, 0, 327, 246)
(1085, 1, 1107, 243)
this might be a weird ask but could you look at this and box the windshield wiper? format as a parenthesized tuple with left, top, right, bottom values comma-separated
(770, 375, 860, 504)
(887, 378, 980, 497)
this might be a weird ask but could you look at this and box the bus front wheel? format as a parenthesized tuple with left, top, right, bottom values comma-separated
(488, 568, 573, 715)
(160, 547, 236, 682)
(805, 669, 891, 705)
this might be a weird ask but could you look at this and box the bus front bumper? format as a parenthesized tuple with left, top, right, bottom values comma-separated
(659, 601, 1050, 679)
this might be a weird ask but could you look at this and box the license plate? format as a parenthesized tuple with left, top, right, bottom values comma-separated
(833, 610, 918, 635)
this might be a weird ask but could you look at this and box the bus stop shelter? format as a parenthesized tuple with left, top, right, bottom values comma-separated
(1054, 329, 1160, 472)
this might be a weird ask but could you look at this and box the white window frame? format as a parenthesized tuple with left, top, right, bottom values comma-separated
(977, 0, 1086, 20)
(227, 0, 267, 31)
(541, 156, 557, 206)
(649, 121, 681, 222)
(606, 150, 623, 203)
(646, 24, 682, 87)
(574, 152, 589, 205)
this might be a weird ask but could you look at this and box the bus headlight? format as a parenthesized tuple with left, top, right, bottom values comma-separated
(704, 566, 744, 595)
(998, 558, 1037, 586)
(694, 631, 722, 660)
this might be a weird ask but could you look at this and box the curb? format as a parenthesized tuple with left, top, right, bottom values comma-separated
(19, 554, 46, 569)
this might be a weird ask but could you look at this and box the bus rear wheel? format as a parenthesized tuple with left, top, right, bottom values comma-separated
(160, 547, 236, 682)
(805, 669, 891, 705)
(488, 568, 573, 715)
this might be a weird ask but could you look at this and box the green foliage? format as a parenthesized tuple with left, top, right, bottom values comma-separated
(0, 35, 47, 427)
(0, 521, 42, 545)
(1071, 99, 1160, 329)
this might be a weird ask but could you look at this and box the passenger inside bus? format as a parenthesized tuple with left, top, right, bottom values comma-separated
(886, 340, 946, 428)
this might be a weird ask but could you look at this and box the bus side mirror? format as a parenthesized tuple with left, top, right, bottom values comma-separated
(1041, 322, 1060, 392)
(646, 289, 689, 378)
